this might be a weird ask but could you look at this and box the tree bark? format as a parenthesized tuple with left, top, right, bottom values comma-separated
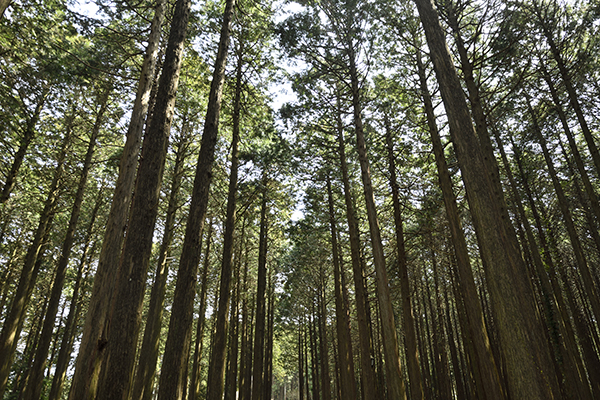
(131, 127, 190, 400)
(250, 179, 269, 400)
(68, 3, 165, 397)
(0, 88, 48, 203)
(96, 0, 190, 396)
(413, 0, 561, 398)
(24, 85, 109, 400)
(383, 113, 424, 400)
(415, 48, 505, 400)
(158, 1, 235, 398)
(326, 177, 357, 400)
(346, 37, 407, 398)
(335, 106, 380, 400)
(188, 220, 213, 400)
(0, 0, 10, 19)
(0, 107, 73, 397)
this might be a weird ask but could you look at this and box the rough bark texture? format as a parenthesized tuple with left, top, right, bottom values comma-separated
(326, 177, 357, 400)
(159, 2, 235, 399)
(48, 205, 100, 400)
(413, 0, 561, 398)
(131, 128, 189, 400)
(0, 0, 10, 19)
(384, 113, 424, 400)
(0, 109, 73, 397)
(335, 110, 380, 400)
(347, 38, 407, 400)
(23, 85, 109, 400)
(250, 183, 269, 400)
(97, 0, 189, 397)
(68, 3, 165, 398)
(188, 221, 213, 400)
(415, 50, 504, 400)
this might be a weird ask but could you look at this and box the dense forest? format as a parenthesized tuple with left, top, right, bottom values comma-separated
(0, 0, 599, 399)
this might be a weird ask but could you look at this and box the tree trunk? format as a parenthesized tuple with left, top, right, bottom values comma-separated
(48, 235, 98, 400)
(383, 113, 424, 400)
(414, 48, 504, 400)
(132, 126, 190, 400)
(413, 0, 561, 398)
(532, 0, 600, 179)
(97, 0, 190, 396)
(0, 0, 10, 19)
(326, 177, 357, 400)
(158, 1, 235, 398)
(0, 88, 48, 203)
(0, 107, 73, 397)
(188, 220, 213, 400)
(334, 102, 380, 400)
(24, 83, 109, 400)
(250, 179, 269, 400)
(526, 96, 600, 324)
(347, 37, 407, 397)
(68, 2, 165, 397)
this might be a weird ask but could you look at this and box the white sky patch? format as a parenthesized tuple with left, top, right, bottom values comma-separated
(74, 0, 101, 18)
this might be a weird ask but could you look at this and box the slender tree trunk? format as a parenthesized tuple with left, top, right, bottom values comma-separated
(414, 49, 504, 400)
(0, 0, 10, 19)
(299, 325, 305, 400)
(0, 88, 48, 203)
(188, 220, 213, 400)
(251, 180, 269, 400)
(347, 39, 407, 398)
(526, 96, 600, 324)
(326, 177, 357, 400)
(48, 235, 98, 400)
(264, 273, 275, 400)
(383, 113, 424, 400)
(97, 0, 190, 396)
(532, 0, 600, 178)
(413, 0, 561, 398)
(68, 3, 165, 397)
(0, 108, 73, 397)
(159, 1, 235, 398)
(335, 102, 380, 400)
(318, 278, 331, 400)
(132, 128, 190, 400)
(492, 124, 592, 400)
(24, 83, 109, 400)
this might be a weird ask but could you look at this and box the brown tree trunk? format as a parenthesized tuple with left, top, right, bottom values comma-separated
(0, 107, 73, 397)
(347, 41, 407, 400)
(414, 47, 504, 400)
(24, 85, 109, 400)
(318, 275, 331, 400)
(0, 0, 10, 19)
(188, 220, 213, 400)
(531, 0, 600, 178)
(158, 1, 235, 398)
(132, 127, 190, 400)
(413, 0, 561, 398)
(251, 179, 269, 400)
(334, 102, 380, 400)
(526, 96, 600, 324)
(383, 113, 424, 400)
(68, 2, 165, 397)
(0, 88, 48, 203)
(326, 177, 357, 400)
(97, 0, 191, 396)
(48, 233, 98, 400)
(492, 124, 593, 400)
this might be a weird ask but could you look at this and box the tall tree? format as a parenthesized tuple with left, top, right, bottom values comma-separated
(96, 0, 192, 397)
(158, 0, 236, 398)
(68, 2, 166, 397)
(413, 0, 561, 398)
